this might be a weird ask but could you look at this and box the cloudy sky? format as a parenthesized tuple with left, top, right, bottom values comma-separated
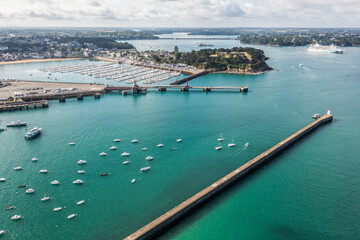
(0, 0, 359, 28)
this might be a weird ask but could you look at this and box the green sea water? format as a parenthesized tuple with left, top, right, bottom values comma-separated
(0, 38, 360, 240)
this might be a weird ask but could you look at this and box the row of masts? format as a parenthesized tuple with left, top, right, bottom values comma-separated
(39, 63, 181, 84)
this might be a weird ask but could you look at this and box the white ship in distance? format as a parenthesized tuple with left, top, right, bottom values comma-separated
(307, 43, 343, 54)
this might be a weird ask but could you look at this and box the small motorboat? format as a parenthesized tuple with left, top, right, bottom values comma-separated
(169, 147, 177, 151)
(215, 146, 222, 150)
(14, 167, 22, 171)
(76, 200, 85, 205)
(113, 139, 121, 142)
(11, 215, 22, 220)
(77, 170, 86, 174)
(100, 173, 108, 176)
(73, 179, 84, 184)
(51, 180, 60, 185)
(299, 63, 304, 67)
(18, 185, 26, 188)
(176, 139, 182, 142)
(312, 113, 321, 119)
(31, 157, 38, 162)
(131, 179, 136, 183)
(145, 156, 153, 161)
(110, 146, 117, 150)
(0, 230, 5, 236)
(77, 160, 86, 165)
(53, 207, 62, 212)
(245, 142, 249, 147)
(157, 143, 164, 148)
(25, 188, 35, 194)
(5, 206, 15, 210)
(131, 139, 138, 143)
(0, 178, 5, 182)
(141, 148, 148, 151)
(121, 152, 130, 157)
(99, 152, 107, 156)
(67, 214, 77, 219)
(69, 142, 75, 145)
(122, 161, 130, 165)
(41, 197, 50, 201)
(39, 169, 48, 173)
(228, 143, 236, 147)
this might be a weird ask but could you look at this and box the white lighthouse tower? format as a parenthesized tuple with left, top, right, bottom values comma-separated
(327, 108, 331, 115)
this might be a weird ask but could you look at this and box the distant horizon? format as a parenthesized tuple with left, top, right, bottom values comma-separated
(1, 0, 359, 28)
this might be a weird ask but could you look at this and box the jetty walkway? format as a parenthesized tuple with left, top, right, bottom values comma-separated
(124, 113, 333, 240)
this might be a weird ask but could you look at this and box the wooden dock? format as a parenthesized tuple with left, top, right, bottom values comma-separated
(0, 100, 48, 112)
(124, 114, 333, 240)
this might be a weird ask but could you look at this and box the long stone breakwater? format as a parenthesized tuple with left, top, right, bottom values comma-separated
(124, 114, 333, 240)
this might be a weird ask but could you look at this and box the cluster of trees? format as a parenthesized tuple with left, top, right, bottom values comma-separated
(58, 37, 134, 49)
(151, 47, 272, 72)
(238, 32, 360, 47)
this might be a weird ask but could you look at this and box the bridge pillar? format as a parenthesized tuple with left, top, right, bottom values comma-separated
(203, 87, 211, 92)
(94, 93, 101, 99)
(181, 86, 189, 92)
(122, 90, 128, 95)
(158, 87, 167, 92)
(59, 97, 66, 102)
(77, 95, 83, 100)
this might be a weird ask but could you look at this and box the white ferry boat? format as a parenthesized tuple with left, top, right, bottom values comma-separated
(307, 43, 343, 54)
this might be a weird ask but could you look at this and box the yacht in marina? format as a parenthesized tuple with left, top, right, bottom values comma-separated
(140, 161, 151, 172)
(41, 197, 50, 201)
(31, 157, 38, 162)
(99, 152, 107, 156)
(131, 139, 138, 143)
(39, 169, 48, 173)
(145, 156, 153, 161)
(77, 200, 85, 205)
(113, 139, 121, 142)
(228, 136, 236, 147)
(121, 152, 130, 157)
(77, 160, 86, 165)
(6, 120, 27, 127)
(110, 146, 117, 150)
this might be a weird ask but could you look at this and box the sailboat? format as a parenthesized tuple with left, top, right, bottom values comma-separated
(215, 143, 222, 150)
(228, 136, 236, 147)
(217, 133, 224, 142)
(140, 161, 151, 172)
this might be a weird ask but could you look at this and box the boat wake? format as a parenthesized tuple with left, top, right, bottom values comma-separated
(230, 142, 249, 158)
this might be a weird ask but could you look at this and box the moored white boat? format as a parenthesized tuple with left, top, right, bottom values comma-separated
(73, 179, 84, 184)
(14, 167, 22, 170)
(99, 152, 107, 156)
(67, 214, 77, 219)
(39, 169, 48, 173)
(131, 179, 136, 183)
(157, 143, 164, 147)
(228, 136, 236, 147)
(145, 156, 153, 161)
(217, 133, 224, 142)
(11, 215, 22, 220)
(41, 197, 50, 201)
(31, 157, 38, 162)
(51, 180, 60, 185)
(131, 139, 138, 143)
(53, 207, 62, 212)
(176, 139, 182, 142)
(0, 178, 6, 182)
(69, 142, 75, 145)
(121, 152, 130, 157)
(77, 160, 86, 165)
(122, 160, 130, 165)
(215, 146, 222, 150)
(0, 230, 5, 235)
(76, 200, 85, 205)
(77, 170, 86, 174)
(141, 148, 148, 151)
(26, 188, 35, 194)
(113, 139, 121, 142)
(110, 146, 117, 150)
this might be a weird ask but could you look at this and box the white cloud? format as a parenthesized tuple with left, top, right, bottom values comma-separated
(0, 0, 358, 27)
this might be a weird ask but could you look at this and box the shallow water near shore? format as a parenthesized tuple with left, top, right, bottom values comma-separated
(0, 39, 360, 240)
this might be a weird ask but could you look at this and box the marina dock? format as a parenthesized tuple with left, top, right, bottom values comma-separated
(124, 114, 333, 240)
(0, 100, 48, 112)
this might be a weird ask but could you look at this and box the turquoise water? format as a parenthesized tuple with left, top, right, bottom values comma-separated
(0, 38, 360, 240)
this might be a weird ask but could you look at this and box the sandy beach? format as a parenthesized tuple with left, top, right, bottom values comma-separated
(0, 58, 87, 66)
